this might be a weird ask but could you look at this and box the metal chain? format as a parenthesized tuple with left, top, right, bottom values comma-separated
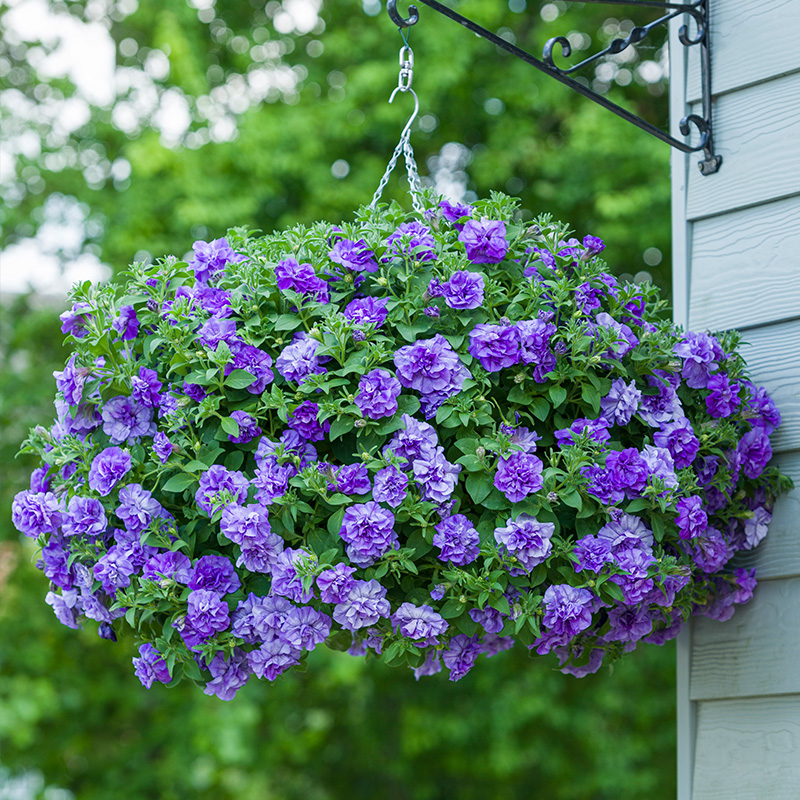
(369, 45, 425, 215)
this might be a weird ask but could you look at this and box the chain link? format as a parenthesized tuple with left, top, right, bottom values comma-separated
(369, 45, 425, 215)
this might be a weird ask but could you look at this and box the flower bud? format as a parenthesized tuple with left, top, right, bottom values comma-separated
(354, 419, 367, 428)
(476, 446, 486, 459)
(513, 373, 525, 384)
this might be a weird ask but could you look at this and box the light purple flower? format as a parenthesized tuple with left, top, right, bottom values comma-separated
(605, 448, 648, 496)
(329, 238, 378, 272)
(743, 506, 771, 549)
(226, 342, 274, 394)
(190, 237, 245, 284)
(113, 305, 140, 340)
(116, 483, 161, 534)
(142, 551, 192, 583)
(204, 648, 251, 701)
(275, 257, 329, 304)
(188, 554, 241, 595)
(316, 563, 357, 604)
(394, 335, 469, 409)
(641, 445, 679, 490)
(385, 221, 436, 262)
(248, 636, 301, 681)
(654, 418, 700, 469)
(439, 199, 473, 223)
(515, 318, 556, 381)
(131, 367, 163, 409)
(391, 603, 448, 646)
(595, 312, 638, 358)
(674, 332, 723, 389)
(412, 446, 461, 504)
(93, 546, 136, 595)
(372, 466, 409, 508)
(676, 495, 707, 540)
(276, 333, 327, 385)
(600, 379, 641, 426)
(12, 490, 63, 538)
(186, 589, 230, 638)
(132, 643, 171, 689)
(343, 296, 389, 327)
(195, 465, 250, 515)
(270, 548, 316, 603)
(102, 396, 156, 444)
(384, 414, 438, 467)
(555, 417, 611, 448)
(606, 604, 653, 643)
(333, 579, 391, 631)
(54, 355, 86, 406)
(442, 634, 482, 681)
(329, 463, 371, 496)
(598, 514, 654, 554)
(541, 584, 594, 640)
(468, 323, 519, 372)
(494, 514, 554, 572)
(62, 496, 107, 539)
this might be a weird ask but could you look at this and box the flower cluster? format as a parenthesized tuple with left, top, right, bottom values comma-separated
(14, 193, 791, 698)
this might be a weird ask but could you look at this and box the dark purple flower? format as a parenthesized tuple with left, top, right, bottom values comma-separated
(93, 546, 135, 595)
(744, 382, 781, 433)
(582, 234, 605, 256)
(329, 238, 378, 272)
(333, 579, 391, 630)
(188, 555, 241, 595)
(356, 369, 402, 420)
(153, 432, 173, 464)
(541, 584, 594, 641)
(59, 302, 93, 337)
(275, 257, 329, 303)
(385, 221, 436, 262)
(692, 526, 730, 572)
(391, 603, 448, 646)
(442, 634, 482, 681)
(132, 643, 171, 689)
(494, 451, 544, 502)
(638, 376, 683, 428)
(555, 417, 611, 448)
(190, 237, 245, 284)
(195, 285, 233, 317)
(394, 335, 469, 406)
(329, 463, 371, 496)
(339, 501, 397, 567)
(225, 410, 261, 444)
(581, 464, 624, 506)
(285, 401, 326, 442)
(600, 378, 641, 425)
(442, 271, 485, 310)
(113, 305, 140, 340)
(606, 604, 653, 643)
(573, 535, 613, 573)
(515, 319, 556, 381)
(226, 342, 274, 394)
(186, 589, 230, 638)
(252, 461, 294, 505)
(413, 446, 461, 504)
(606, 448, 648, 496)
(102, 396, 156, 444)
(574, 282, 602, 313)
(131, 367, 163, 409)
(641, 445, 679, 490)
(732, 567, 757, 604)
(143, 551, 192, 583)
(343, 296, 389, 327)
(316, 563, 357, 604)
(372, 465, 409, 508)
(471, 606, 505, 635)
(458, 219, 508, 264)
(182, 382, 208, 403)
(468, 323, 519, 372)
(88, 446, 132, 496)
(197, 317, 239, 350)
(54, 355, 87, 406)
(611, 548, 656, 604)
(433, 513, 480, 566)
(439, 199, 473, 224)
(654, 419, 700, 469)
(195, 465, 249, 515)
(676, 496, 707, 540)
(494, 514, 554, 572)
(705, 374, 741, 418)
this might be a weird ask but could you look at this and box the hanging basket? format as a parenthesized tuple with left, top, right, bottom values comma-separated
(12, 193, 790, 698)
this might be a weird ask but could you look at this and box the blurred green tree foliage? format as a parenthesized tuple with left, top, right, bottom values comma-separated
(0, 1, 675, 797)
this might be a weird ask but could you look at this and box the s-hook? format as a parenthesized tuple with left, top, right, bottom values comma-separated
(387, 0, 419, 28)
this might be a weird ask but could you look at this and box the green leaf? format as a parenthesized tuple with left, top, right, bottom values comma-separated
(329, 416, 354, 441)
(162, 473, 198, 493)
(327, 507, 346, 537)
(274, 313, 302, 331)
(560, 489, 583, 511)
(220, 416, 240, 437)
(549, 385, 567, 408)
(455, 454, 484, 472)
(183, 459, 208, 473)
(530, 396, 550, 421)
(581, 382, 601, 414)
(455, 437, 479, 455)
(508, 384, 530, 404)
(466, 472, 493, 505)
(224, 369, 257, 389)
(626, 498, 652, 513)
(439, 599, 465, 619)
(651, 514, 666, 542)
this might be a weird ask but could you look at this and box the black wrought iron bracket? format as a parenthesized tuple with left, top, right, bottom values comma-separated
(387, 0, 721, 175)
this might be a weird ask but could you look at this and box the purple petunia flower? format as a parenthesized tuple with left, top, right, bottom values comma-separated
(62, 496, 107, 539)
(132, 643, 171, 689)
(316, 563, 357, 604)
(131, 367, 163, 409)
(597, 513, 654, 554)
(391, 602, 448, 646)
(93, 546, 136, 595)
(594, 312, 638, 359)
(226, 342, 274, 394)
(102, 396, 156, 444)
(343, 296, 389, 328)
(606, 604, 653, 643)
(494, 514, 554, 572)
(572, 535, 613, 573)
(275, 257, 329, 304)
(385, 221, 436, 262)
(329, 463, 371, 496)
(515, 318, 557, 381)
(555, 417, 611, 448)
(281, 606, 332, 651)
(674, 331, 723, 389)
(195, 465, 250, 515)
(641, 445, 679, 490)
(113, 305, 140, 341)
(412, 446, 461, 504)
(286, 401, 328, 442)
(458, 219, 508, 264)
(581, 464, 624, 506)
(204, 648, 251, 701)
(654, 418, 700, 469)
(705, 373, 741, 419)
(333, 579, 391, 631)
(276, 333, 327, 385)
(54, 355, 87, 407)
(142, 551, 192, 584)
(384, 414, 438, 467)
(744, 382, 781, 433)
(468, 323, 519, 372)
(329, 238, 379, 272)
(270, 548, 316, 603)
(692, 526, 730, 572)
(442, 634, 482, 681)
(88, 447, 132, 496)
(152, 432, 173, 464)
(11, 490, 62, 538)
(605, 448, 649, 496)
(394, 335, 469, 413)
(433, 513, 480, 566)
(186, 589, 230, 638)
(197, 317, 239, 350)
(439, 199, 473, 224)
(339, 501, 398, 567)
(372, 465, 409, 508)
(190, 237, 245, 284)
(494, 451, 544, 502)
(188, 554, 241, 595)
(59, 302, 93, 338)
(116, 483, 162, 534)
(356, 369, 402, 420)
(600, 378, 642, 426)
(675, 496, 708, 540)
(441, 270, 485, 310)
(248, 635, 302, 681)
(541, 584, 595, 642)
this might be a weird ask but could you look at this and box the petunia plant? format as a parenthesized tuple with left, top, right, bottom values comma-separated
(12, 191, 792, 698)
